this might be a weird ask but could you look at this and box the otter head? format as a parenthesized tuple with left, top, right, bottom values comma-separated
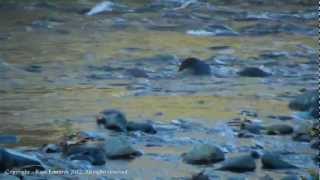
(178, 57, 200, 72)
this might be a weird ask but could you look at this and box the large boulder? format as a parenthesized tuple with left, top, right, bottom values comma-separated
(0, 148, 45, 172)
(63, 143, 106, 165)
(104, 136, 142, 159)
(181, 144, 225, 165)
(217, 154, 256, 172)
(261, 152, 297, 169)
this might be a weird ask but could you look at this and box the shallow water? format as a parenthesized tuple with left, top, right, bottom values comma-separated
(0, 0, 317, 178)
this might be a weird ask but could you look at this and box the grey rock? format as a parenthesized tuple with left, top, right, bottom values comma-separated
(127, 121, 157, 134)
(182, 144, 225, 165)
(238, 67, 270, 77)
(104, 136, 142, 159)
(261, 152, 298, 169)
(0, 148, 44, 173)
(64, 143, 106, 165)
(217, 154, 256, 172)
(266, 124, 294, 135)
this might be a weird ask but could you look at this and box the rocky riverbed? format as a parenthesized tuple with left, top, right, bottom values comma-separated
(0, 0, 318, 179)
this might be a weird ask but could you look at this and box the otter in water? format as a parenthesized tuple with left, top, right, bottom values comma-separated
(178, 57, 211, 75)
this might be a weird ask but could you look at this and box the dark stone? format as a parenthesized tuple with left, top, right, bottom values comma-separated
(125, 68, 149, 78)
(24, 65, 42, 73)
(127, 121, 157, 134)
(98, 109, 127, 132)
(181, 144, 225, 165)
(217, 155, 256, 172)
(0, 148, 45, 173)
(104, 136, 142, 159)
(241, 123, 263, 134)
(178, 57, 211, 75)
(64, 143, 106, 165)
(261, 152, 298, 169)
(292, 133, 311, 142)
(238, 67, 271, 77)
(266, 124, 294, 135)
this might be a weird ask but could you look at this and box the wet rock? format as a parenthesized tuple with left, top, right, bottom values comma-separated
(42, 144, 61, 153)
(97, 109, 127, 132)
(217, 154, 256, 172)
(125, 68, 149, 78)
(104, 136, 142, 159)
(0, 148, 45, 172)
(238, 67, 271, 77)
(0, 135, 19, 144)
(127, 121, 157, 134)
(266, 124, 294, 135)
(289, 90, 318, 118)
(178, 57, 211, 75)
(63, 143, 106, 165)
(261, 152, 298, 169)
(24, 65, 42, 73)
(241, 122, 263, 134)
(181, 144, 225, 165)
(292, 121, 312, 142)
(281, 175, 301, 180)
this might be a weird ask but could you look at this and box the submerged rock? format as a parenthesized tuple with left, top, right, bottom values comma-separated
(261, 152, 298, 169)
(104, 136, 142, 159)
(266, 124, 294, 135)
(97, 109, 127, 132)
(0, 148, 45, 172)
(127, 121, 157, 134)
(178, 57, 211, 75)
(238, 67, 271, 77)
(181, 144, 224, 164)
(217, 154, 256, 172)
